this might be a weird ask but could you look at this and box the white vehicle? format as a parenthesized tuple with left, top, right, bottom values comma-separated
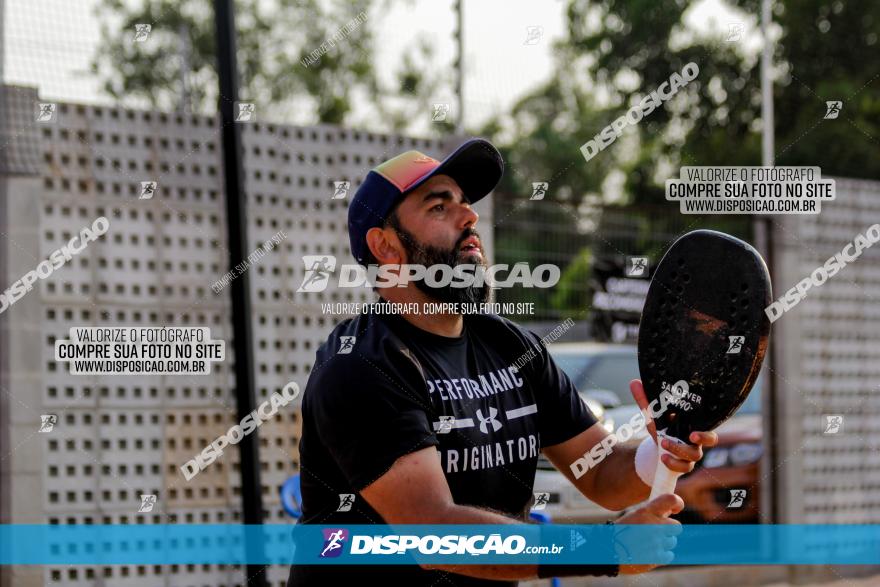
(535, 341, 766, 524)
(532, 342, 639, 523)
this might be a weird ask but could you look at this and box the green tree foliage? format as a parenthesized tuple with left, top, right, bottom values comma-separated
(519, 0, 880, 204)
(756, 0, 880, 177)
(488, 1, 878, 319)
(91, 0, 445, 129)
(549, 247, 593, 319)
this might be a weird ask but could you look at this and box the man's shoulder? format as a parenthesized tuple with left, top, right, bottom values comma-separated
(305, 311, 423, 395)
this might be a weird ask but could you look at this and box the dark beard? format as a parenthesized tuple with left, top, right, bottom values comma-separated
(391, 222, 491, 306)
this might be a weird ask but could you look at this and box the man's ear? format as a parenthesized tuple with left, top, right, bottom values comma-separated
(365, 226, 404, 264)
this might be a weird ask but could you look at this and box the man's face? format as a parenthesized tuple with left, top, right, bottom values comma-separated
(380, 174, 491, 304)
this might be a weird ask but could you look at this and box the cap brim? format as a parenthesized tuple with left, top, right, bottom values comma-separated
(404, 138, 504, 204)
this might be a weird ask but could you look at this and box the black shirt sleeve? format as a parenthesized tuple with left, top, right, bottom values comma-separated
(308, 347, 440, 491)
(519, 328, 599, 447)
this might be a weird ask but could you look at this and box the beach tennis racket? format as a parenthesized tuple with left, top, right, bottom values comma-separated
(637, 229, 771, 500)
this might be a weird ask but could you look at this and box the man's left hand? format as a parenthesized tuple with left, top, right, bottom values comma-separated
(629, 379, 719, 474)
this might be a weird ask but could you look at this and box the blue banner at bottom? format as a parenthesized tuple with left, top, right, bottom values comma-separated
(1, 524, 879, 565)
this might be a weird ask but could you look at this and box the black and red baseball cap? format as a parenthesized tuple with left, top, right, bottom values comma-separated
(347, 138, 504, 265)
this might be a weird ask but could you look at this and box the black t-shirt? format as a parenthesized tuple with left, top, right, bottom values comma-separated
(287, 303, 598, 587)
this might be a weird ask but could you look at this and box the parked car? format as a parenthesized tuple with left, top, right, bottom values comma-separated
(533, 394, 617, 523)
(532, 343, 638, 523)
(535, 342, 763, 524)
(674, 389, 762, 523)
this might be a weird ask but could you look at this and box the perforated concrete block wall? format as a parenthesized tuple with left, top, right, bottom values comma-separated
(1, 86, 488, 587)
(770, 178, 880, 525)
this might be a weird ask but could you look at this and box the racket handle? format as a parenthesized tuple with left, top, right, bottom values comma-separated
(648, 444, 682, 500)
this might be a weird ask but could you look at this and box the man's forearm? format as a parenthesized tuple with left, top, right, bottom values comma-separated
(587, 439, 651, 511)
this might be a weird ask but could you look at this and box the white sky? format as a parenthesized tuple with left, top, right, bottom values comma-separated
(2, 0, 751, 135)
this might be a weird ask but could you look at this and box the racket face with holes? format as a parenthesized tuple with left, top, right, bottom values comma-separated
(637, 230, 772, 444)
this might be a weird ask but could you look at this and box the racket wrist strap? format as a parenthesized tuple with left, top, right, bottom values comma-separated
(634, 435, 658, 486)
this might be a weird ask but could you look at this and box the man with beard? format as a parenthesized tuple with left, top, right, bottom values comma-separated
(287, 139, 716, 586)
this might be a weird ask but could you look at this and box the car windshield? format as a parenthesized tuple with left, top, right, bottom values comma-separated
(736, 376, 763, 414)
(550, 353, 596, 391)
(551, 348, 639, 405)
(551, 346, 765, 414)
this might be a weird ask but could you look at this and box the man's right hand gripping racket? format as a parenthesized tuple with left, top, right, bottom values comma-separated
(637, 230, 772, 500)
